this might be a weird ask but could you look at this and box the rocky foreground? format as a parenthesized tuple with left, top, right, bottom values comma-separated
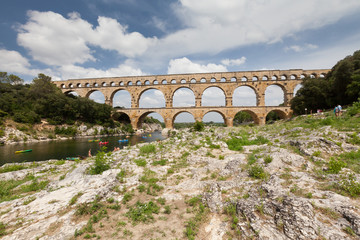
(1, 115, 360, 240)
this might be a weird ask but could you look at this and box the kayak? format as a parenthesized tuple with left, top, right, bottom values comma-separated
(15, 149, 32, 154)
(66, 157, 80, 161)
(99, 141, 109, 145)
(88, 139, 100, 142)
(118, 139, 129, 142)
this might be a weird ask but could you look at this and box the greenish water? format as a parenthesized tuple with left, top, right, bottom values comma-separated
(0, 132, 165, 166)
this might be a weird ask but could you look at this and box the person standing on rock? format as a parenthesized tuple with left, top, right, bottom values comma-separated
(88, 149, 92, 157)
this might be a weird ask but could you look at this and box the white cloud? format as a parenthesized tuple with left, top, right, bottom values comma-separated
(16, 11, 156, 66)
(151, 0, 360, 58)
(284, 43, 318, 52)
(56, 63, 144, 80)
(0, 49, 53, 79)
(167, 57, 227, 74)
(221, 57, 246, 66)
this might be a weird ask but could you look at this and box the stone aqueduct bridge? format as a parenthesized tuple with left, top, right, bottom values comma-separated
(53, 69, 330, 129)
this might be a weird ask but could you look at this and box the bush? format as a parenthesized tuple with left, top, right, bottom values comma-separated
(125, 201, 160, 224)
(327, 159, 346, 174)
(134, 158, 147, 167)
(140, 144, 156, 155)
(193, 121, 204, 132)
(88, 148, 110, 175)
(248, 164, 267, 179)
(337, 174, 360, 197)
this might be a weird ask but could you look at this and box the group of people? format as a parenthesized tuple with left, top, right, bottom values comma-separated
(334, 105, 342, 117)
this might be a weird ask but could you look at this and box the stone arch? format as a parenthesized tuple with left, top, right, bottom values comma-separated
(310, 73, 317, 78)
(233, 110, 260, 125)
(64, 90, 79, 97)
(77, 83, 82, 87)
(102, 82, 107, 87)
(300, 74, 307, 79)
(201, 86, 226, 106)
(262, 75, 268, 81)
(69, 83, 74, 88)
(265, 109, 288, 123)
(127, 81, 133, 86)
(61, 83, 66, 88)
(137, 111, 165, 129)
(119, 81, 124, 86)
(153, 80, 159, 85)
(144, 80, 150, 85)
(180, 79, 186, 84)
(173, 111, 195, 124)
(290, 74, 297, 80)
(162, 79, 167, 84)
(172, 87, 195, 107)
(171, 79, 177, 84)
(293, 84, 302, 96)
(200, 78, 206, 83)
(111, 89, 132, 108)
(265, 84, 286, 106)
(319, 73, 326, 78)
(138, 88, 166, 108)
(110, 82, 115, 87)
(272, 75, 278, 80)
(85, 83, 90, 87)
(136, 80, 142, 85)
(241, 76, 248, 82)
(210, 77, 216, 83)
(190, 78, 196, 83)
(202, 110, 226, 124)
(94, 83, 99, 87)
(87, 90, 105, 104)
(112, 111, 131, 124)
(231, 77, 237, 82)
(221, 77, 226, 82)
(233, 86, 257, 106)
(280, 75, 287, 80)
(252, 76, 258, 81)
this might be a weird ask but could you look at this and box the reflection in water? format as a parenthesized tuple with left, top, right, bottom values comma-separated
(0, 132, 165, 166)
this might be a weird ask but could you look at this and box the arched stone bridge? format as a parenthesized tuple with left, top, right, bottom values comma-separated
(53, 69, 330, 129)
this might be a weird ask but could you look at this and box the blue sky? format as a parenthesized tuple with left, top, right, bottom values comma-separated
(1, 0, 360, 122)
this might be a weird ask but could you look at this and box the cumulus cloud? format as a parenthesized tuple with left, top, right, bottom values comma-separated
(167, 57, 227, 74)
(16, 11, 156, 66)
(221, 57, 246, 66)
(56, 63, 144, 80)
(153, 0, 360, 58)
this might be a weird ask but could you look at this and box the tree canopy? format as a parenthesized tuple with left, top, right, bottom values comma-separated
(291, 50, 360, 114)
(0, 73, 114, 126)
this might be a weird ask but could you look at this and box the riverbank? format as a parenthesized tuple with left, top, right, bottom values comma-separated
(0, 120, 162, 146)
(0, 113, 360, 239)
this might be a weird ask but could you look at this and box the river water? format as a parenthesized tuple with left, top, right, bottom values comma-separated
(0, 131, 166, 166)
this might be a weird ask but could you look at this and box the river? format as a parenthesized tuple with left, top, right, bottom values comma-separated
(0, 131, 166, 166)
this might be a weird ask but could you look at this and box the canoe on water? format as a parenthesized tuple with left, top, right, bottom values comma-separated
(88, 139, 100, 142)
(66, 157, 80, 161)
(15, 149, 32, 154)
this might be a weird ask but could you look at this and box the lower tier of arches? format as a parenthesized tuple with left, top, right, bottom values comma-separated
(115, 106, 292, 129)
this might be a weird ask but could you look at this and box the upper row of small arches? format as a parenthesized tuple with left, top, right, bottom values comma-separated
(60, 73, 327, 89)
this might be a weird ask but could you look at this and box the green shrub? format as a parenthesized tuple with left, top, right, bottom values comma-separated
(327, 159, 346, 174)
(69, 192, 83, 205)
(193, 121, 204, 132)
(88, 148, 110, 175)
(140, 144, 156, 155)
(248, 164, 267, 179)
(134, 158, 147, 167)
(264, 155, 273, 164)
(125, 201, 160, 224)
(336, 174, 360, 197)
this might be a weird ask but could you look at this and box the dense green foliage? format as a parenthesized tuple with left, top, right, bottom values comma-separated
(291, 50, 360, 114)
(0, 73, 114, 125)
(88, 148, 110, 175)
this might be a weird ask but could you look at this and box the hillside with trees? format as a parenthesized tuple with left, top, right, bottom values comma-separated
(0, 73, 115, 127)
(291, 50, 360, 114)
